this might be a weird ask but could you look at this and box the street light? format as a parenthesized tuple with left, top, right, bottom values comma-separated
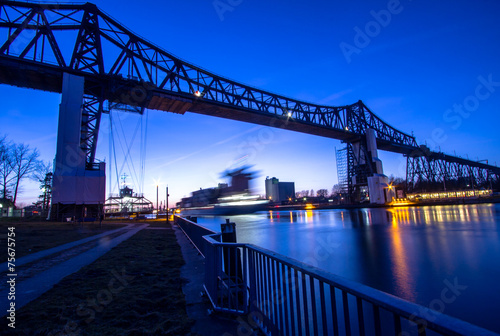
(153, 177, 162, 216)
(166, 185, 170, 223)
(385, 183, 394, 203)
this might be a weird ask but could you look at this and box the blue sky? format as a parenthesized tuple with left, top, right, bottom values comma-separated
(1, 0, 500, 206)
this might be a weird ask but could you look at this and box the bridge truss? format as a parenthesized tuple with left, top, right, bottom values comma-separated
(0, 0, 499, 204)
(407, 149, 500, 193)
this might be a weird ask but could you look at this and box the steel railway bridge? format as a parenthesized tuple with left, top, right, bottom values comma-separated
(1, 1, 499, 217)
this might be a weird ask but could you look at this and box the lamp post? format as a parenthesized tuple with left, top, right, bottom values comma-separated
(156, 184, 159, 215)
(166, 186, 169, 223)
(385, 183, 394, 203)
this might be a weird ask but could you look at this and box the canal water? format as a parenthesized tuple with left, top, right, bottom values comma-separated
(196, 204, 500, 333)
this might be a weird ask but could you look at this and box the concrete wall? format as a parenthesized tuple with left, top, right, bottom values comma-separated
(52, 73, 105, 206)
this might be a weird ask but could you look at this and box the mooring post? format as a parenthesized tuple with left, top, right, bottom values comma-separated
(221, 219, 242, 283)
(221, 218, 236, 243)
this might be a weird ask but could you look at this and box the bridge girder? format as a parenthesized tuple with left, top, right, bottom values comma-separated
(406, 154, 500, 193)
(0, 1, 416, 155)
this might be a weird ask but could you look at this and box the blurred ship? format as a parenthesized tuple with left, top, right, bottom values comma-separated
(176, 167, 268, 216)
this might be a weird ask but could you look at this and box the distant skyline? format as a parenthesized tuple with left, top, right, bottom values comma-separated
(1, 0, 500, 207)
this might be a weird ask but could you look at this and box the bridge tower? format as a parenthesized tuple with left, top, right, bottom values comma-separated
(50, 73, 105, 221)
(339, 129, 395, 204)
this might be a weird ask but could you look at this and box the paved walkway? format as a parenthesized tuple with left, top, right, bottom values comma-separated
(0, 224, 133, 270)
(174, 225, 247, 336)
(0, 224, 148, 315)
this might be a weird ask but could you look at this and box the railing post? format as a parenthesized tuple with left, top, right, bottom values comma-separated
(248, 248, 257, 313)
(203, 237, 217, 305)
(220, 219, 246, 312)
(214, 243, 223, 308)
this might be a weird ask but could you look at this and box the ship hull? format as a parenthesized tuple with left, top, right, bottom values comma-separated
(180, 203, 267, 216)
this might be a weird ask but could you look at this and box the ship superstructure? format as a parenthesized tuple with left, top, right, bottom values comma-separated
(176, 167, 268, 215)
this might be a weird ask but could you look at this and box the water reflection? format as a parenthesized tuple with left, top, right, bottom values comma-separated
(388, 222, 415, 301)
(386, 204, 495, 227)
(197, 204, 500, 333)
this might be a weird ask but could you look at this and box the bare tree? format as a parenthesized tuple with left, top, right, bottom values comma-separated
(317, 189, 328, 197)
(33, 161, 53, 213)
(0, 136, 15, 201)
(331, 184, 342, 197)
(388, 174, 406, 188)
(10, 143, 40, 206)
(32, 161, 52, 184)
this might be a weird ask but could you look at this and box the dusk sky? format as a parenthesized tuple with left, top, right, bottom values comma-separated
(1, 0, 500, 206)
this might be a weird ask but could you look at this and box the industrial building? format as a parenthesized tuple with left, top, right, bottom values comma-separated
(265, 177, 295, 204)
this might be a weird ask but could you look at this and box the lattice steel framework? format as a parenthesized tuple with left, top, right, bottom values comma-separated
(407, 155, 500, 193)
(0, 1, 417, 162)
(81, 94, 103, 169)
(336, 142, 379, 202)
(1, 1, 499, 194)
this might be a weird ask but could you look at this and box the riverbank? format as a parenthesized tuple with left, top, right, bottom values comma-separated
(269, 196, 500, 211)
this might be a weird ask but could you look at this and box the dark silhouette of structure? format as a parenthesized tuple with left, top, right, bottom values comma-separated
(0, 1, 499, 215)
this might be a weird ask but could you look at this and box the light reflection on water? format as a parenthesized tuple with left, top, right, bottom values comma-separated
(196, 204, 500, 333)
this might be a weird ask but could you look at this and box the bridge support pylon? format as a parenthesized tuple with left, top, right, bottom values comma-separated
(346, 129, 395, 204)
(50, 73, 105, 221)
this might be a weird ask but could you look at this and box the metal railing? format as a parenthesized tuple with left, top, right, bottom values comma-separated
(176, 216, 499, 336)
(175, 216, 216, 257)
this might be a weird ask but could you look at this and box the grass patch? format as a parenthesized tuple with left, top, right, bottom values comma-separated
(0, 222, 126, 260)
(0, 224, 196, 335)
